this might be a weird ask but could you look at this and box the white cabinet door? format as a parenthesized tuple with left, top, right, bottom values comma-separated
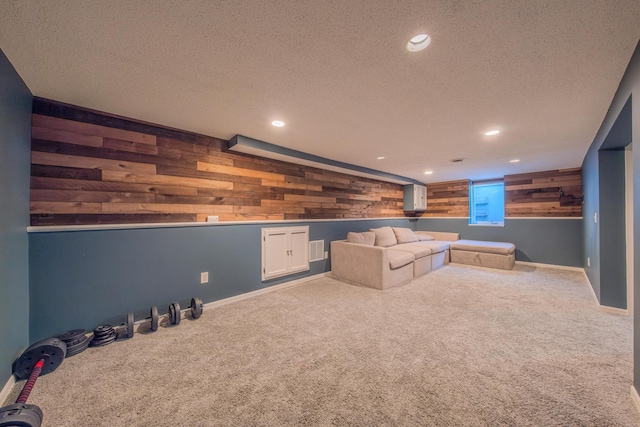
(289, 229, 309, 273)
(262, 226, 309, 280)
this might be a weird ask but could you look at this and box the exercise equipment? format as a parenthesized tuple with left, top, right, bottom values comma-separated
(57, 329, 90, 358)
(168, 302, 181, 325)
(90, 325, 117, 347)
(190, 297, 203, 319)
(0, 338, 66, 426)
(150, 306, 159, 331)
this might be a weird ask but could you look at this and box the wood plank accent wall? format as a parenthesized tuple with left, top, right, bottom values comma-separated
(423, 180, 470, 217)
(30, 99, 405, 226)
(504, 168, 582, 217)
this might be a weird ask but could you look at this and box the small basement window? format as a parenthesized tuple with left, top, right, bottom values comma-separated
(469, 180, 504, 226)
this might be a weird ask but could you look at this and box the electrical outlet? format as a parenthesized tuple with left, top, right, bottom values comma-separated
(324, 251, 328, 259)
(200, 272, 209, 284)
(587, 257, 590, 267)
(207, 216, 219, 222)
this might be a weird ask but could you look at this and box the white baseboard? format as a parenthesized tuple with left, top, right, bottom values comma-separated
(0, 375, 16, 406)
(631, 386, 640, 414)
(134, 272, 330, 331)
(515, 261, 583, 272)
(582, 270, 629, 316)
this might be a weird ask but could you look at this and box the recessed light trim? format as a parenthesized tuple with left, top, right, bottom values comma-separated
(407, 34, 431, 52)
(377, 156, 385, 160)
(485, 130, 500, 136)
(271, 120, 285, 127)
(424, 171, 433, 175)
(509, 159, 520, 163)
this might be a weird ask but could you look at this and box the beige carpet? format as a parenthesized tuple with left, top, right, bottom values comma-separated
(5, 264, 639, 426)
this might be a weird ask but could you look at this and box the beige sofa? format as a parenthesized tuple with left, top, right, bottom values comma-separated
(330, 227, 459, 290)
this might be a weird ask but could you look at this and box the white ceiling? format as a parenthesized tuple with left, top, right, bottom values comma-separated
(1, 0, 639, 184)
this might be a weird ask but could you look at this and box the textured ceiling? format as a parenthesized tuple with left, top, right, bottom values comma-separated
(1, 0, 639, 183)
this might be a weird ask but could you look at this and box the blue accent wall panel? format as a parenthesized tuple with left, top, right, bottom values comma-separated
(28, 218, 415, 341)
(0, 49, 32, 380)
(416, 218, 582, 267)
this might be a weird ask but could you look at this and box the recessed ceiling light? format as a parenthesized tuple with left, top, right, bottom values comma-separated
(271, 120, 285, 127)
(424, 171, 433, 175)
(377, 156, 385, 160)
(407, 34, 431, 52)
(509, 159, 520, 163)
(485, 130, 500, 136)
(450, 158, 466, 163)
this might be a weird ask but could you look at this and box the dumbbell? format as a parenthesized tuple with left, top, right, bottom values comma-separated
(90, 312, 134, 347)
(168, 297, 204, 325)
(0, 338, 66, 427)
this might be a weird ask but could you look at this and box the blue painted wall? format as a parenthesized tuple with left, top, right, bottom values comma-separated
(28, 218, 416, 341)
(416, 218, 583, 267)
(0, 50, 32, 382)
(580, 40, 640, 386)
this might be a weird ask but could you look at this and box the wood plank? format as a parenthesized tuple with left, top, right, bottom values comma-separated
(197, 161, 285, 181)
(31, 176, 198, 196)
(32, 151, 156, 174)
(233, 205, 306, 214)
(155, 195, 260, 206)
(31, 213, 196, 226)
(284, 194, 337, 204)
(101, 203, 234, 214)
(157, 165, 261, 185)
(31, 189, 156, 203)
(31, 201, 101, 214)
(262, 179, 323, 191)
(103, 138, 159, 155)
(33, 114, 157, 145)
(32, 126, 103, 147)
(31, 164, 102, 180)
(102, 170, 233, 190)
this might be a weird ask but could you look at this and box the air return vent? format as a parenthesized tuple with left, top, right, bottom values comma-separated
(309, 240, 324, 262)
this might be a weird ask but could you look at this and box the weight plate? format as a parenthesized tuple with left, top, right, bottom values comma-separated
(58, 329, 86, 344)
(150, 306, 159, 331)
(0, 403, 43, 427)
(93, 325, 115, 337)
(126, 312, 134, 339)
(170, 302, 181, 325)
(190, 297, 203, 319)
(65, 336, 91, 358)
(12, 338, 66, 380)
(89, 334, 117, 347)
(168, 304, 175, 325)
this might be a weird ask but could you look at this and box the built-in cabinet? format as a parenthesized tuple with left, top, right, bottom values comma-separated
(261, 226, 309, 281)
(403, 184, 427, 212)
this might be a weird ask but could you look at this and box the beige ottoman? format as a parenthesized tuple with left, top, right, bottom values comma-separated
(449, 240, 516, 270)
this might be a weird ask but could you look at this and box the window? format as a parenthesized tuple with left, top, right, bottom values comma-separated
(469, 180, 504, 226)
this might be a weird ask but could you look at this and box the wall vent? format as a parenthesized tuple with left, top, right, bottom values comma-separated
(309, 240, 324, 262)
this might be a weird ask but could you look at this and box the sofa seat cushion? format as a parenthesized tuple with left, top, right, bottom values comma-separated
(387, 249, 415, 270)
(450, 240, 515, 255)
(394, 243, 432, 259)
(413, 241, 450, 254)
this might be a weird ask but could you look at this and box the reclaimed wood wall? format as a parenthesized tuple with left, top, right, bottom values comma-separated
(504, 168, 582, 217)
(423, 180, 470, 217)
(30, 99, 405, 226)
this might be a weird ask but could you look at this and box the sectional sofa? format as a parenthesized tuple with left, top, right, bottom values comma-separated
(330, 227, 459, 290)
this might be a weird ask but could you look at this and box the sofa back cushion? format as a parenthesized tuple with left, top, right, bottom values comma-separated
(392, 227, 419, 244)
(346, 231, 376, 246)
(370, 226, 398, 247)
(417, 233, 435, 241)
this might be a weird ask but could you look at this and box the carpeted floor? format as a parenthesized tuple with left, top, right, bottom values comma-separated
(5, 264, 640, 426)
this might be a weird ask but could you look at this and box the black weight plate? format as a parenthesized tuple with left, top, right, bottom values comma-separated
(65, 336, 90, 358)
(126, 312, 134, 338)
(150, 306, 158, 331)
(0, 403, 43, 427)
(168, 304, 175, 325)
(171, 302, 181, 325)
(190, 297, 203, 319)
(12, 338, 67, 380)
(58, 329, 86, 344)
(93, 325, 115, 337)
(89, 334, 117, 347)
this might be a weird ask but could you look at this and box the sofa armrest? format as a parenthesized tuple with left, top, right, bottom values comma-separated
(330, 240, 387, 289)
(416, 230, 460, 241)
